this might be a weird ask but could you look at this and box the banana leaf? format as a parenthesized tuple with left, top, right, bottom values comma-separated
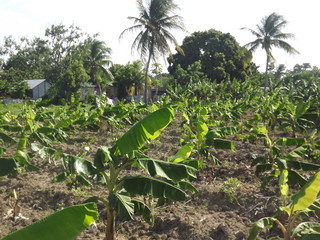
(2, 203, 98, 240)
(137, 158, 197, 181)
(109, 193, 134, 221)
(283, 172, 320, 215)
(123, 176, 187, 201)
(0, 132, 16, 145)
(292, 222, 320, 239)
(247, 217, 276, 240)
(113, 107, 174, 155)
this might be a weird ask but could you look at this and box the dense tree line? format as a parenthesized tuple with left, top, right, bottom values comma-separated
(0, 13, 317, 103)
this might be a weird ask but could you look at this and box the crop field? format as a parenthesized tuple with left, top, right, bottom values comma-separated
(1, 77, 320, 240)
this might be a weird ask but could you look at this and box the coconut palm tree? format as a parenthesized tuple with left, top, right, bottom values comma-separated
(120, 0, 186, 103)
(86, 39, 113, 94)
(241, 12, 299, 94)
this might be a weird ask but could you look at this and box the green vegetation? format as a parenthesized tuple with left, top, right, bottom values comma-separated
(1, 2, 320, 240)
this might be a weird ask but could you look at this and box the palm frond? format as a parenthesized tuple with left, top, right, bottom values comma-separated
(273, 40, 299, 54)
(241, 27, 262, 38)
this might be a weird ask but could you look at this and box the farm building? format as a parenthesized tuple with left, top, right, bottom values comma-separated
(26, 79, 51, 100)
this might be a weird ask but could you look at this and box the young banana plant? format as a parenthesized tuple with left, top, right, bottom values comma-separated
(33, 106, 198, 240)
(248, 171, 320, 240)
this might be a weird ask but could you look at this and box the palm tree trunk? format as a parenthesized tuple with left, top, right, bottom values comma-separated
(264, 55, 270, 95)
(144, 38, 154, 104)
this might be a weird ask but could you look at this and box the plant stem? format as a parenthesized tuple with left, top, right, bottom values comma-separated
(105, 206, 115, 240)
(274, 218, 291, 240)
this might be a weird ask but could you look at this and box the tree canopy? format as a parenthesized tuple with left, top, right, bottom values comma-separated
(168, 29, 253, 84)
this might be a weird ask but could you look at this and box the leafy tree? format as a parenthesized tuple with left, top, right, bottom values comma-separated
(85, 39, 113, 94)
(43, 24, 88, 85)
(110, 61, 144, 99)
(0, 68, 29, 98)
(242, 12, 299, 93)
(168, 29, 253, 83)
(292, 63, 312, 73)
(120, 0, 186, 103)
(58, 59, 90, 101)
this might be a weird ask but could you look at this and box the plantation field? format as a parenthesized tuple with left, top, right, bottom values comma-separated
(1, 77, 320, 240)
(0, 113, 277, 239)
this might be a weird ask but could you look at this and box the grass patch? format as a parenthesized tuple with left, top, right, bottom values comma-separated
(0, 103, 25, 115)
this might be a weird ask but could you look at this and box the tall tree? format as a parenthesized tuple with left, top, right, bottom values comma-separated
(242, 12, 299, 93)
(120, 0, 186, 103)
(85, 39, 113, 94)
(168, 29, 253, 84)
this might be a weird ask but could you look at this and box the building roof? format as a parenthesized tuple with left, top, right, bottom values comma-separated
(26, 79, 47, 89)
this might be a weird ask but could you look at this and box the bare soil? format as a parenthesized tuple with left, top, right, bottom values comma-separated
(0, 115, 314, 240)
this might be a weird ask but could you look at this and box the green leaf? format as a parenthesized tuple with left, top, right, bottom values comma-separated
(109, 193, 134, 221)
(94, 146, 113, 170)
(286, 145, 308, 160)
(206, 138, 235, 150)
(132, 199, 154, 224)
(247, 217, 275, 240)
(295, 101, 310, 118)
(56, 119, 73, 128)
(0, 147, 6, 154)
(0, 125, 23, 132)
(287, 161, 320, 171)
(123, 176, 187, 201)
(284, 172, 320, 215)
(1, 203, 98, 240)
(0, 158, 17, 176)
(65, 155, 97, 176)
(292, 222, 320, 239)
(287, 169, 307, 186)
(114, 107, 174, 155)
(206, 126, 238, 138)
(37, 127, 57, 134)
(197, 121, 208, 142)
(31, 143, 61, 162)
(0, 132, 16, 145)
(52, 172, 70, 183)
(14, 136, 29, 166)
(177, 180, 198, 193)
(279, 170, 289, 202)
(30, 132, 53, 147)
(137, 158, 197, 181)
(256, 163, 274, 173)
(276, 138, 306, 146)
(75, 175, 92, 186)
(169, 143, 194, 163)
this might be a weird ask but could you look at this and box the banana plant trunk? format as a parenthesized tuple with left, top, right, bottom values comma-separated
(105, 207, 115, 240)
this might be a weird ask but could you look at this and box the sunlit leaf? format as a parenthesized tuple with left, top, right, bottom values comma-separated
(114, 107, 174, 155)
(2, 203, 98, 240)
(283, 172, 320, 215)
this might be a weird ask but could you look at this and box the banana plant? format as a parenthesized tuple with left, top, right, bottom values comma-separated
(2, 203, 98, 240)
(180, 105, 236, 165)
(248, 171, 320, 240)
(278, 100, 314, 137)
(33, 106, 198, 240)
(0, 104, 68, 176)
(251, 125, 320, 189)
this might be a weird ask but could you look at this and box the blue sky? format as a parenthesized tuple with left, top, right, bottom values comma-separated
(1, 0, 319, 71)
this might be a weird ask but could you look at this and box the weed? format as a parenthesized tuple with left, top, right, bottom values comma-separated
(219, 177, 242, 203)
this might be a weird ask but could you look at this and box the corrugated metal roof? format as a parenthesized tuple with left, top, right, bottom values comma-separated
(26, 79, 46, 89)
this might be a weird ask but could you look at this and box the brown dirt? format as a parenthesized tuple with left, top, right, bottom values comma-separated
(0, 115, 315, 240)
